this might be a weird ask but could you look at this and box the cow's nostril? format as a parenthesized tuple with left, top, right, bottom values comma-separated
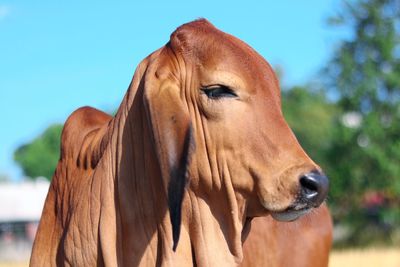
(300, 175, 319, 196)
(299, 171, 329, 207)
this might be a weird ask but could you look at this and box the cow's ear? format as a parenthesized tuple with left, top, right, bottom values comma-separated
(143, 71, 194, 252)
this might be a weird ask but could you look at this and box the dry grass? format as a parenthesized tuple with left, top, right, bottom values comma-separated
(330, 247, 400, 267)
(0, 262, 28, 267)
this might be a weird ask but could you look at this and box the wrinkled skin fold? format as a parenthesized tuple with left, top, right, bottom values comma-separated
(30, 19, 332, 267)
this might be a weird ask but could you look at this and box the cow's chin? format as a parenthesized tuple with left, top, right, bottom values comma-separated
(270, 208, 312, 222)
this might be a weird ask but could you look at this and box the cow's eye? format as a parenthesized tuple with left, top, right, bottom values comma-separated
(201, 85, 238, 99)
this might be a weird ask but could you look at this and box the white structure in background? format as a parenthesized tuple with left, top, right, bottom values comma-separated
(0, 178, 50, 261)
(0, 178, 49, 222)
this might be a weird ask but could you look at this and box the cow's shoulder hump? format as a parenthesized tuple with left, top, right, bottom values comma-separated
(60, 106, 112, 162)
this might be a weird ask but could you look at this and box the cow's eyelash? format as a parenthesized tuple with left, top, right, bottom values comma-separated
(201, 85, 238, 99)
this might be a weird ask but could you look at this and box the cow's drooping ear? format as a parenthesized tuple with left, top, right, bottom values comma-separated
(143, 66, 194, 252)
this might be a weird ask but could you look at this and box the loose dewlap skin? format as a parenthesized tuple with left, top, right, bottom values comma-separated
(30, 19, 331, 267)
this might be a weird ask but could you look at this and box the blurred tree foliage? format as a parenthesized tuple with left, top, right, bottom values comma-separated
(14, 124, 63, 180)
(282, 86, 338, 171)
(323, 0, 400, 246)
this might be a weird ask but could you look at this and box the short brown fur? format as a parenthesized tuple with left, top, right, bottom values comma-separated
(30, 19, 332, 266)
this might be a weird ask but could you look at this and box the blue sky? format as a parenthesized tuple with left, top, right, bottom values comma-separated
(0, 0, 348, 180)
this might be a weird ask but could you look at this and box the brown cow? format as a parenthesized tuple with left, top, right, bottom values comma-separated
(30, 19, 330, 266)
(241, 204, 333, 267)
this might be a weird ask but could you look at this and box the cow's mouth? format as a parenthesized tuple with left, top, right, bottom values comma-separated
(270, 207, 312, 222)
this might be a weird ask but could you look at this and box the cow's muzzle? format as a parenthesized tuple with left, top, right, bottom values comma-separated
(299, 170, 329, 207)
(271, 170, 329, 222)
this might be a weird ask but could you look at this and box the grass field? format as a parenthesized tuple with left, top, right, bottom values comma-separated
(0, 248, 399, 267)
(0, 263, 27, 267)
(329, 247, 400, 267)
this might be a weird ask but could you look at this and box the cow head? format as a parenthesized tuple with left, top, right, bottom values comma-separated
(143, 19, 329, 250)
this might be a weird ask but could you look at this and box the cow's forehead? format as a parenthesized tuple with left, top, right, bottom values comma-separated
(168, 19, 279, 95)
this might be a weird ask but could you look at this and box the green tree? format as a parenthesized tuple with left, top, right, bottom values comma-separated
(14, 124, 63, 180)
(325, 0, 400, 246)
(282, 86, 338, 170)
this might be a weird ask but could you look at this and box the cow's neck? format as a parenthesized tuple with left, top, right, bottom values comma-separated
(185, 185, 246, 266)
(101, 85, 247, 266)
(104, 86, 174, 266)
(182, 120, 248, 265)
